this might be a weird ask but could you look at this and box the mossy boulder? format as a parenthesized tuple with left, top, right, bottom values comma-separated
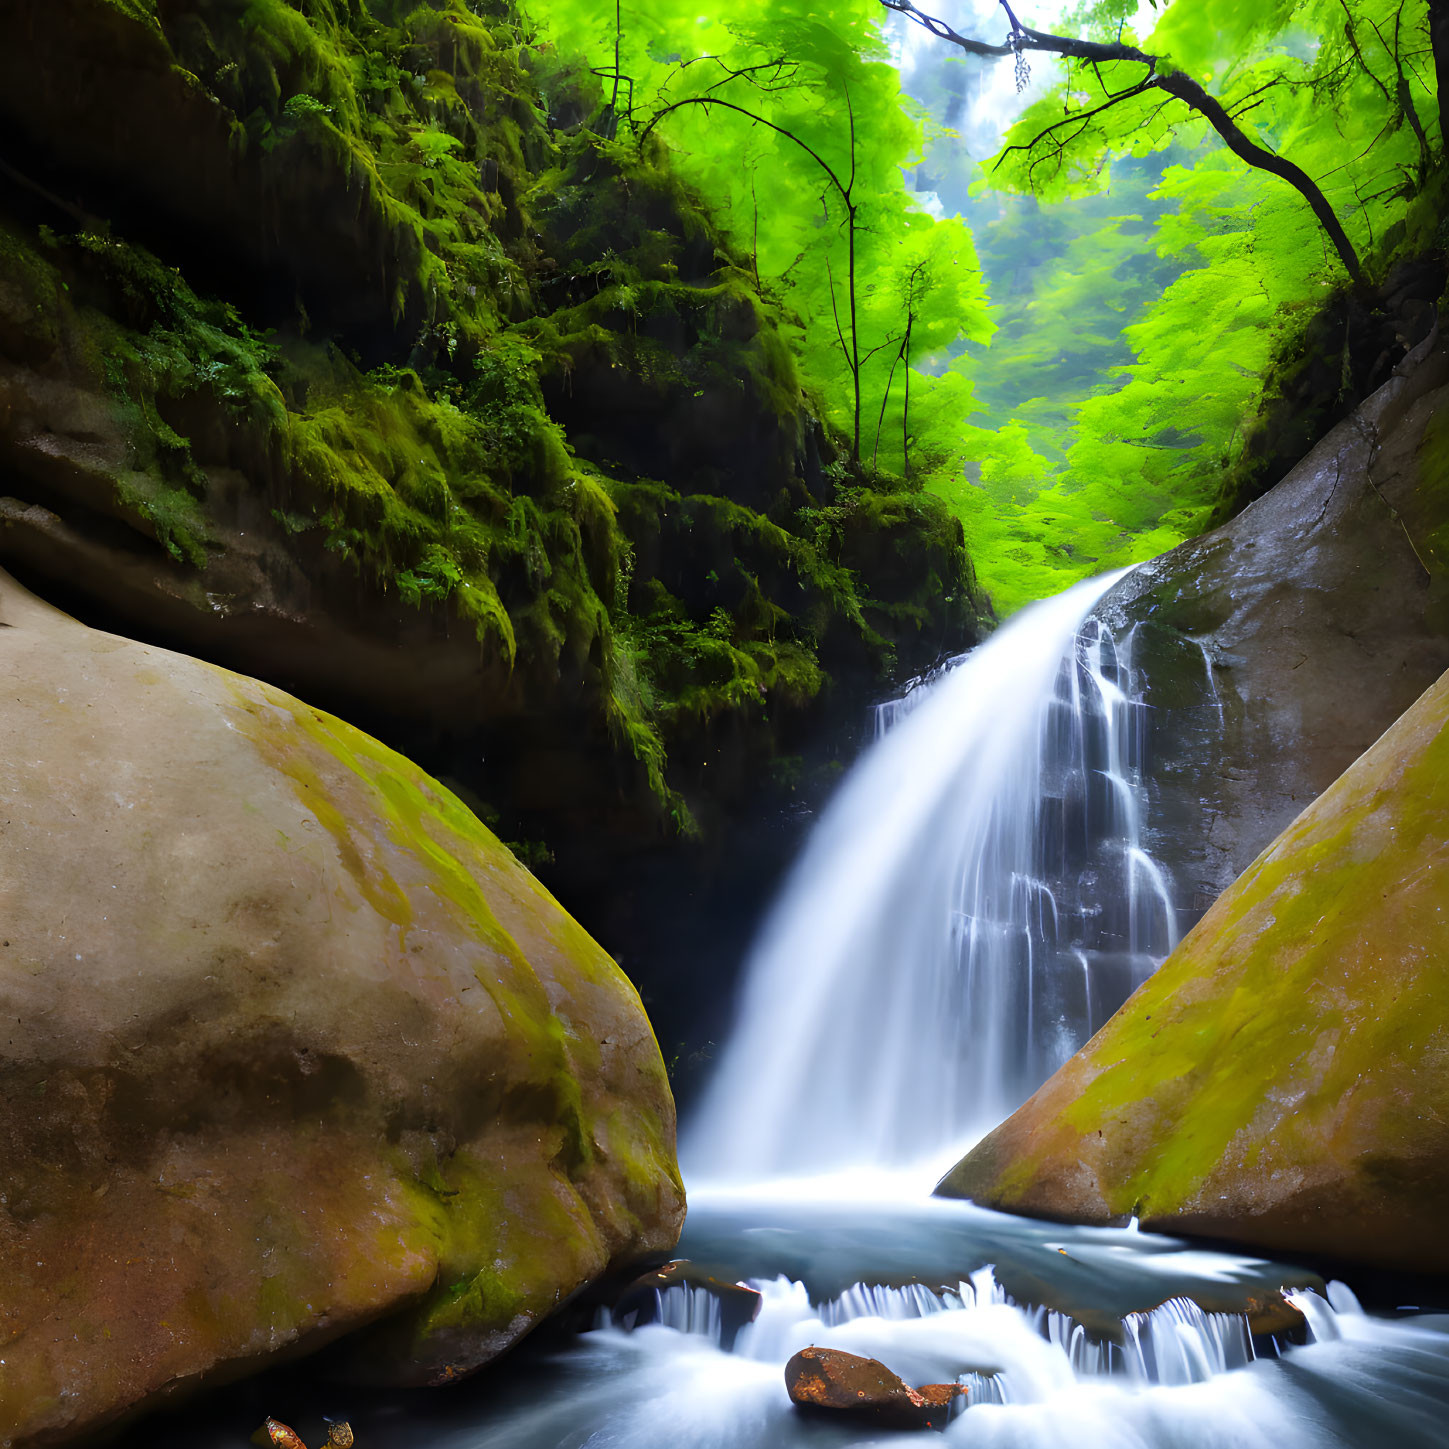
(0, 566, 683, 1447)
(938, 664, 1449, 1272)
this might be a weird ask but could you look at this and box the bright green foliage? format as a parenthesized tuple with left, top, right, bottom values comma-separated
(953, 0, 1443, 611)
(535, 0, 992, 477)
(536, 0, 1443, 616)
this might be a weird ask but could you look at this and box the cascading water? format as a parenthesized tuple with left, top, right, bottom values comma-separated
(686, 570, 1179, 1182)
(350, 1200, 1449, 1449)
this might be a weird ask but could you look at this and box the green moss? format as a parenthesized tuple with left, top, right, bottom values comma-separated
(390, 1152, 603, 1362)
(0, 0, 981, 843)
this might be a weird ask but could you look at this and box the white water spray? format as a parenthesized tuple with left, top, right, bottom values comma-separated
(433, 1241, 1449, 1449)
(686, 570, 1177, 1182)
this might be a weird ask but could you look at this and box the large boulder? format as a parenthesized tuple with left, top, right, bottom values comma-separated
(938, 665, 1449, 1272)
(0, 568, 684, 1447)
(1096, 331, 1449, 928)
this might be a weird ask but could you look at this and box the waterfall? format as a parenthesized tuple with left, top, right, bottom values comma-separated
(685, 569, 1180, 1182)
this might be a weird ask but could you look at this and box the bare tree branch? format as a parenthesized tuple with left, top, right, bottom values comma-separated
(879, 0, 1364, 282)
(638, 97, 850, 200)
(993, 78, 1156, 171)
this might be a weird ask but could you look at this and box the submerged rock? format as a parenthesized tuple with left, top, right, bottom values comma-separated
(611, 1260, 763, 1350)
(0, 568, 683, 1446)
(784, 1346, 964, 1429)
(263, 1419, 351, 1449)
(938, 664, 1449, 1273)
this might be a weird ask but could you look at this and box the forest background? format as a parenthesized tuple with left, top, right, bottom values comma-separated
(546, 0, 1446, 614)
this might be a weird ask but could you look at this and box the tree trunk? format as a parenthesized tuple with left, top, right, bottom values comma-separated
(1428, 0, 1449, 153)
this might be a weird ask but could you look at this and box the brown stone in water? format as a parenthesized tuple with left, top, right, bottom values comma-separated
(916, 1384, 967, 1407)
(784, 1346, 965, 1430)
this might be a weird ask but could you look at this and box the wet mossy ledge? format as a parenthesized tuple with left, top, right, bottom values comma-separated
(0, 565, 684, 1446)
(0, 0, 987, 861)
(939, 665, 1449, 1273)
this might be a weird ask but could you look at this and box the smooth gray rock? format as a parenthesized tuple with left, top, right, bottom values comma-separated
(1099, 330, 1449, 929)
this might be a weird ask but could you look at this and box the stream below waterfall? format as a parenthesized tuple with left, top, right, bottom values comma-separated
(363, 1194, 1449, 1449)
(124, 573, 1449, 1449)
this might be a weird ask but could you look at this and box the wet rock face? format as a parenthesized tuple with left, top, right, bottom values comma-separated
(784, 1347, 964, 1429)
(939, 664, 1449, 1273)
(1100, 333, 1449, 935)
(0, 568, 683, 1447)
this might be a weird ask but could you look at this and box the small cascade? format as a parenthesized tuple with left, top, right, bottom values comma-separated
(606, 1269, 1269, 1390)
(652, 1284, 725, 1340)
(485, 1253, 1449, 1449)
(686, 570, 1183, 1181)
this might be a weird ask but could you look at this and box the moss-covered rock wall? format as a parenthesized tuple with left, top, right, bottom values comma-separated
(0, 0, 987, 1075)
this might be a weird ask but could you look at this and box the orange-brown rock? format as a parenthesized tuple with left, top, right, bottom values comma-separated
(784, 1347, 965, 1429)
(264, 1421, 306, 1449)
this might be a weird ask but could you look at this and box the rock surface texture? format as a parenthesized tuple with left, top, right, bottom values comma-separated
(938, 664, 1449, 1272)
(0, 569, 684, 1447)
(1098, 331, 1449, 928)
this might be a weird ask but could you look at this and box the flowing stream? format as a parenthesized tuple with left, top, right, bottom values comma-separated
(132, 570, 1449, 1449)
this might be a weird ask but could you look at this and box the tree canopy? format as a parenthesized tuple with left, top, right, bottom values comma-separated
(539, 0, 1446, 614)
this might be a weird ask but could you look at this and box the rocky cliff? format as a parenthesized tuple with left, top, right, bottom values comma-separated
(1095, 328, 1449, 931)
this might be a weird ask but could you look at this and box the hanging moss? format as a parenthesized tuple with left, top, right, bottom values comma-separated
(0, 0, 983, 840)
